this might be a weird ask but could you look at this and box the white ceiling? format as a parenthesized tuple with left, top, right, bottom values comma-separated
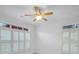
(0, 5, 79, 25)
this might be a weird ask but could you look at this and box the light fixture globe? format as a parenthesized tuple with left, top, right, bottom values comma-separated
(35, 16, 42, 20)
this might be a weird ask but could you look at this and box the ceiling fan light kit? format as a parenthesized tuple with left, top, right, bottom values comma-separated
(22, 6, 53, 22)
(35, 15, 42, 20)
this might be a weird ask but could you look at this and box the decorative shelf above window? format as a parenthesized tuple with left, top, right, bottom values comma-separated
(0, 22, 28, 31)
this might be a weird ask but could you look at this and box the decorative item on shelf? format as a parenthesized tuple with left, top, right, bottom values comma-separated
(76, 24, 78, 28)
(72, 24, 77, 28)
(63, 25, 73, 29)
(17, 26, 22, 30)
(5, 24, 10, 28)
(63, 24, 79, 29)
(24, 28, 28, 31)
(12, 25, 17, 29)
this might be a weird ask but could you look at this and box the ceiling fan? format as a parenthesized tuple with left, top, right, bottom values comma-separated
(22, 6, 53, 22)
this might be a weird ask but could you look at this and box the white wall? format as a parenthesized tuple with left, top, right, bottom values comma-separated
(36, 22, 62, 54)
(36, 19, 79, 54)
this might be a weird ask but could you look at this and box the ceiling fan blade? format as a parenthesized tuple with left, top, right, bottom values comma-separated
(43, 11, 53, 16)
(24, 14, 33, 16)
(34, 6, 41, 15)
(42, 18, 48, 21)
(20, 14, 33, 17)
(33, 19, 37, 21)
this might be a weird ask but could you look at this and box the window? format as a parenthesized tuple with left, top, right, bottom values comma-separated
(25, 32, 30, 49)
(63, 32, 70, 53)
(0, 28, 30, 53)
(0, 29, 11, 53)
(63, 30, 79, 54)
(13, 31, 19, 52)
(19, 31, 24, 51)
